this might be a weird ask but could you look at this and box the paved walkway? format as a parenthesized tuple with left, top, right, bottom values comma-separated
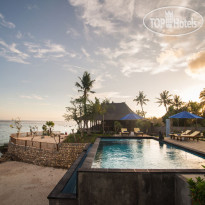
(164, 137, 205, 155)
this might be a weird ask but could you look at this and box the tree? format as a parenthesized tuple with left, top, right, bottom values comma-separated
(133, 91, 149, 117)
(114, 121, 122, 134)
(172, 95, 184, 110)
(10, 117, 22, 138)
(91, 98, 110, 134)
(200, 88, 205, 112)
(200, 88, 205, 103)
(187, 101, 202, 116)
(64, 98, 84, 137)
(46, 121, 55, 135)
(136, 110, 146, 117)
(42, 124, 48, 135)
(75, 71, 95, 129)
(156, 90, 172, 112)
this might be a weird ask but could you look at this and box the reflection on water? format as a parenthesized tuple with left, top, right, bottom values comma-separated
(92, 139, 205, 169)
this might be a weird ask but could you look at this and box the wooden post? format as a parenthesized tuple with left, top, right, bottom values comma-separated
(40, 142, 41, 150)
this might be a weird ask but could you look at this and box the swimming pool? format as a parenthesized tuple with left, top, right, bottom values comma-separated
(92, 138, 205, 169)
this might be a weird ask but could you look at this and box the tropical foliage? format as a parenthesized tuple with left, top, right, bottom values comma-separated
(75, 71, 95, 129)
(187, 165, 205, 205)
(45, 121, 55, 135)
(134, 91, 149, 117)
(156, 90, 173, 112)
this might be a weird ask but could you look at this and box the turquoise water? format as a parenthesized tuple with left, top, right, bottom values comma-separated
(92, 138, 205, 169)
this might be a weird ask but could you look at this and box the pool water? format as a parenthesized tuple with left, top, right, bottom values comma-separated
(92, 138, 205, 169)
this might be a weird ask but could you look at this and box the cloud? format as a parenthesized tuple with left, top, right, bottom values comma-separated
(185, 51, 205, 80)
(94, 75, 104, 90)
(0, 40, 29, 64)
(68, 0, 136, 34)
(62, 64, 87, 73)
(24, 41, 69, 59)
(92, 91, 131, 100)
(27, 5, 38, 10)
(20, 94, 43, 100)
(188, 51, 205, 73)
(81, 47, 90, 57)
(66, 27, 80, 37)
(16, 31, 23, 39)
(0, 13, 15, 29)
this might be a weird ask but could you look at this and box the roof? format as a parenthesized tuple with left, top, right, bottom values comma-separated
(95, 102, 135, 121)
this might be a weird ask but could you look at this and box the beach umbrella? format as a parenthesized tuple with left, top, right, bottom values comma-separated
(169, 111, 203, 119)
(120, 113, 144, 120)
(169, 111, 203, 127)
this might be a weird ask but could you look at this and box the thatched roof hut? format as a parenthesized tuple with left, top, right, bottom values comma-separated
(95, 102, 134, 121)
(92, 102, 141, 132)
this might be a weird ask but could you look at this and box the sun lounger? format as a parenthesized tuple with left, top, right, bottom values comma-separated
(177, 131, 201, 141)
(121, 128, 129, 136)
(134, 128, 143, 136)
(170, 130, 192, 139)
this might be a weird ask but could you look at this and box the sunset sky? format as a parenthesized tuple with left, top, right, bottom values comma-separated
(0, 0, 205, 121)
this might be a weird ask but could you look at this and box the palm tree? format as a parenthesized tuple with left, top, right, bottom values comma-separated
(200, 88, 205, 102)
(75, 71, 95, 128)
(46, 121, 55, 135)
(200, 88, 205, 111)
(172, 95, 184, 110)
(133, 91, 149, 117)
(156, 90, 172, 112)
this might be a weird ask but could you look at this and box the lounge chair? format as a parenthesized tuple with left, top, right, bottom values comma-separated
(121, 128, 129, 136)
(170, 130, 192, 139)
(177, 131, 201, 141)
(134, 128, 144, 136)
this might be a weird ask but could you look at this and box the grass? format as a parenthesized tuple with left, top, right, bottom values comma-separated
(64, 133, 112, 143)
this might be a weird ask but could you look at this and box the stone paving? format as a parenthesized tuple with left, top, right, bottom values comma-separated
(164, 137, 205, 154)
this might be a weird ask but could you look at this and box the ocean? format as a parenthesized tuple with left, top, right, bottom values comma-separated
(0, 120, 76, 156)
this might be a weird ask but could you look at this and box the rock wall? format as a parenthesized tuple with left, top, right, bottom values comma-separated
(7, 142, 88, 168)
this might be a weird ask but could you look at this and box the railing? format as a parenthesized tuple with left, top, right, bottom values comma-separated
(10, 131, 61, 138)
(10, 131, 62, 151)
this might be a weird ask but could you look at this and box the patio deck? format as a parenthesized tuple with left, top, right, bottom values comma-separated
(164, 137, 205, 155)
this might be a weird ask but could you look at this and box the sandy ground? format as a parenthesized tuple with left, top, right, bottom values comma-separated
(0, 161, 67, 205)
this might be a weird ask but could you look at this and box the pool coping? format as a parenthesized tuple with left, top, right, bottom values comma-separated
(79, 136, 205, 174)
(47, 143, 90, 200)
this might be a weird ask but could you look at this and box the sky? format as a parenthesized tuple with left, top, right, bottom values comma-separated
(0, 0, 205, 121)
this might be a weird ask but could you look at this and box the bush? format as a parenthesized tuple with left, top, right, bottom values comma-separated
(114, 121, 122, 134)
(136, 120, 151, 133)
(187, 166, 205, 205)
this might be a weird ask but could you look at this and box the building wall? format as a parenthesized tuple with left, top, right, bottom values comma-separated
(7, 142, 88, 168)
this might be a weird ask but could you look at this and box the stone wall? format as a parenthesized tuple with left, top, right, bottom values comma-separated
(7, 142, 88, 168)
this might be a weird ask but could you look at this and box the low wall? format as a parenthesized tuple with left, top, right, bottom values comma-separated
(7, 142, 88, 168)
(78, 171, 176, 205)
(175, 175, 191, 205)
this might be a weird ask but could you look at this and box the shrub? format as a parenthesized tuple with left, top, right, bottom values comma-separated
(114, 121, 122, 134)
(187, 165, 205, 205)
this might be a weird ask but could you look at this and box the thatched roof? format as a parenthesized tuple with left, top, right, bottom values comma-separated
(95, 102, 135, 121)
